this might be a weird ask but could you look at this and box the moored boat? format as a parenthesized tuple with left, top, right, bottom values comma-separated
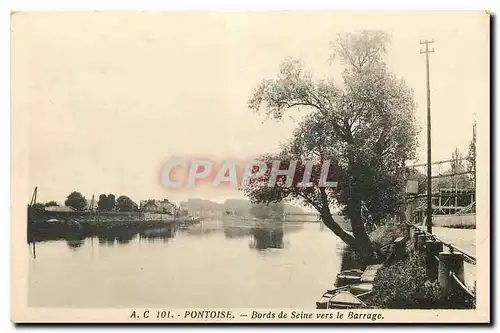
(335, 268, 364, 287)
(316, 287, 367, 309)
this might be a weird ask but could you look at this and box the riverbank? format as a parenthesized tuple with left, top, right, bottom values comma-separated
(27, 212, 202, 243)
(337, 223, 408, 269)
(28, 210, 203, 228)
(29, 210, 182, 223)
(320, 223, 475, 309)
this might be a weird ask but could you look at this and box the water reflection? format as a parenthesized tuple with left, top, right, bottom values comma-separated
(30, 220, 307, 253)
(139, 226, 176, 242)
(29, 220, 345, 308)
(96, 228, 138, 246)
(249, 227, 284, 250)
(116, 232, 136, 244)
(224, 226, 252, 239)
(339, 246, 365, 271)
(181, 223, 219, 236)
(66, 239, 85, 250)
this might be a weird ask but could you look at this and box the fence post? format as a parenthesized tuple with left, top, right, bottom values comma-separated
(438, 252, 465, 295)
(425, 240, 443, 281)
(412, 229, 421, 250)
(417, 234, 427, 253)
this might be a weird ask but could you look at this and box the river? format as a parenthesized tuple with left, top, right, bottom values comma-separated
(28, 220, 347, 308)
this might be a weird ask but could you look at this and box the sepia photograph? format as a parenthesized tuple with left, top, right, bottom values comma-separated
(10, 10, 490, 323)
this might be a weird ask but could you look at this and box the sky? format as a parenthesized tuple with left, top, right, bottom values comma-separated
(11, 11, 489, 205)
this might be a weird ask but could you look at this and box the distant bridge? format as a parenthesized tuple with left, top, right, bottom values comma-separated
(282, 213, 353, 232)
(282, 212, 321, 222)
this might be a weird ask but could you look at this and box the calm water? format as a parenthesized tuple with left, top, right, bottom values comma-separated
(29, 220, 346, 308)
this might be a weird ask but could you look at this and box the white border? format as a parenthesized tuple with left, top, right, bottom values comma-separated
(3, 1, 498, 332)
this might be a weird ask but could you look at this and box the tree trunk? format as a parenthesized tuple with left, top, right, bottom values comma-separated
(314, 187, 375, 264)
(321, 211, 357, 248)
(316, 187, 357, 248)
(347, 197, 375, 264)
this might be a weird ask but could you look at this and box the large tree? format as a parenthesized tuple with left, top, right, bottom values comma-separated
(97, 193, 117, 211)
(250, 202, 285, 220)
(97, 194, 108, 211)
(245, 31, 418, 262)
(64, 191, 87, 211)
(116, 195, 138, 212)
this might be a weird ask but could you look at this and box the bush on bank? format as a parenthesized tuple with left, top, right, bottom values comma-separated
(369, 223, 407, 248)
(365, 253, 475, 309)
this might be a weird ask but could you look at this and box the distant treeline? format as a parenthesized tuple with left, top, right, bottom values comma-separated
(179, 198, 307, 219)
(29, 191, 140, 213)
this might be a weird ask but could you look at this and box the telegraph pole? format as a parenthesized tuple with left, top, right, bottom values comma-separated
(420, 39, 435, 233)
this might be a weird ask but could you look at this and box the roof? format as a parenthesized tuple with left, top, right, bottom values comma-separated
(45, 206, 75, 212)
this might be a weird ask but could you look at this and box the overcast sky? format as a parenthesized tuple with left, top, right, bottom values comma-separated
(12, 11, 488, 205)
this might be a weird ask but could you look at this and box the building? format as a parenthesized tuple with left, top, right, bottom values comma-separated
(140, 199, 177, 215)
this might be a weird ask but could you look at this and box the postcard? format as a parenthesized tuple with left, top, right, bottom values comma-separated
(11, 11, 490, 323)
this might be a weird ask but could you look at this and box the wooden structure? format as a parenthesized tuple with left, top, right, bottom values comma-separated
(407, 222, 476, 306)
(410, 188, 475, 225)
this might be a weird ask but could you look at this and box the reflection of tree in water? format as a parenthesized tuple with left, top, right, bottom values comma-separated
(182, 223, 218, 237)
(115, 229, 138, 244)
(66, 238, 85, 250)
(95, 227, 138, 246)
(30, 223, 183, 252)
(98, 232, 117, 246)
(64, 231, 87, 250)
(139, 225, 176, 243)
(339, 246, 365, 271)
(249, 227, 284, 250)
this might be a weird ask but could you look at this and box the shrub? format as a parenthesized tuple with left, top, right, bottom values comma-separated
(369, 223, 408, 248)
(366, 253, 474, 309)
(366, 254, 439, 308)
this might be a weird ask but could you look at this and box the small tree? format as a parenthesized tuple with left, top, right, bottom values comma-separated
(466, 121, 476, 189)
(451, 147, 464, 174)
(44, 201, 59, 207)
(433, 147, 473, 190)
(64, 192, 87, 211)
